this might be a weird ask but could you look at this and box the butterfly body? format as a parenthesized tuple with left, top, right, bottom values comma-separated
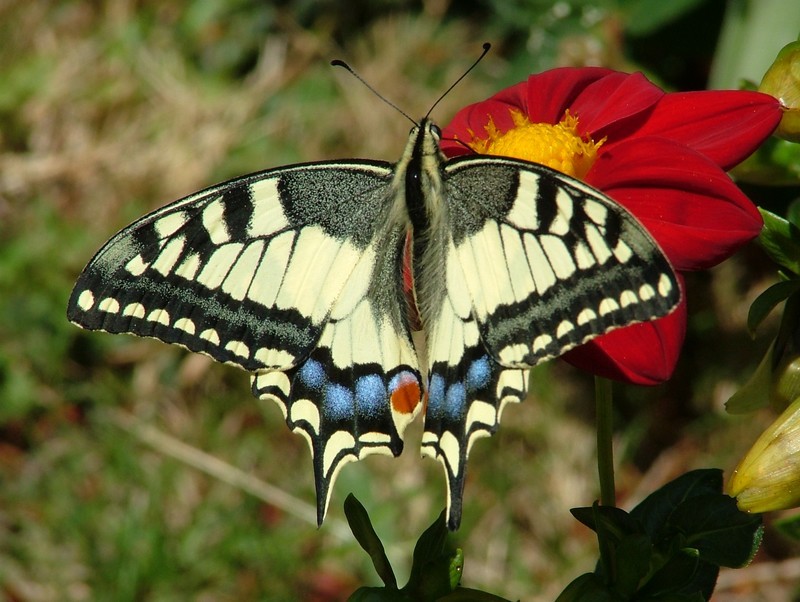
(68, 118, 679, 529)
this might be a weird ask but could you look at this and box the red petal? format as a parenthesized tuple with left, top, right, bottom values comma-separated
(523, 67, 616, 124)
(563, 286, 687, 385)
(586, 138, 762, 271)
(441, 68, 620, 156)
(440, 82, 529, 156)
(625, 91, 781, 169)
(567, 72, 664, 140)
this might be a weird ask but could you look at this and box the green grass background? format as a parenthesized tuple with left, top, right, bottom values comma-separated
(2, 0, 799, 600)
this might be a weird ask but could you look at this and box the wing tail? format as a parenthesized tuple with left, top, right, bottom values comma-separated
(421, 345, 528, 530)
(252, 308, 424, 525)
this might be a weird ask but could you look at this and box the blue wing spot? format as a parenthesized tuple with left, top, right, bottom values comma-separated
(445, 382, 466, 420)
(324, 383, 355, 420)
(299, 359, 327, 391)
(355, 374, 386, 418)
(427, 373, 446, 418)
(465, 355, 492, 392)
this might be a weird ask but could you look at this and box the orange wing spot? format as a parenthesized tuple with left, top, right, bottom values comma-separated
(390, 375, 421, 414)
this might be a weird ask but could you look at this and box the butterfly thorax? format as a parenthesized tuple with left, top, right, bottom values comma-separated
(401, 119, 450, 334)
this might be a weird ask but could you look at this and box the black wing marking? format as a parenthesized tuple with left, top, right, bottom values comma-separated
(68, 161, 399, 371)
(422, 155, 680, 529)
(68, 160, 425, 524)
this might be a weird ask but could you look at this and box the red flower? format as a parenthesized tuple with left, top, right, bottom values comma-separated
(441, 68, 782, 385)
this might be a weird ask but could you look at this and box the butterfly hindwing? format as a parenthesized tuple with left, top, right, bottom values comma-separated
(421, 328, 529, 529)
(251, 254, 424, 524)
(422, 154, 680, 528)
(252, 319, 423, 524)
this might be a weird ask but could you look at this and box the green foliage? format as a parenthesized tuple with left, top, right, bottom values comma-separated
(622, 0, 709, 36)
(557, 470, 763, 601)
(729, 203, 800, 413)
(345, 494, 510, 601)
(758, 206, 800, 278)
(346, 494, 400, 590)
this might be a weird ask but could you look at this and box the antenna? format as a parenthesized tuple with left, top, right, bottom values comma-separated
(331, 42, 492, 125)
(426, 42, 491, 118)
(331, 59, 417, 126)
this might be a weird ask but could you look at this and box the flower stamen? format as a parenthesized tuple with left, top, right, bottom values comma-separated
(468, 109, 603, 180)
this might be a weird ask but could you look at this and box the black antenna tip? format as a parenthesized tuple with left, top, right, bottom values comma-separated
(329, 56, 416, 125)
(424, 41, 493, 118)
(331, 59, 359, 77)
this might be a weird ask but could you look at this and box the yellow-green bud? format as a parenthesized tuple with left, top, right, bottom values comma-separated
(726, 339, 800, 414)
(729, 396, 800, 513)
(758, 39, 800, 142)
(772, 353, 800, 412)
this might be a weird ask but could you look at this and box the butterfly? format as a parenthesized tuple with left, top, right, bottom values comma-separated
(67, 101, 679, 531)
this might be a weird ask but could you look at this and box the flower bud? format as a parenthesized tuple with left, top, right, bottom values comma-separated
(726, 339, 800, 415)
(758, 40, 800, 142)
(772, 352, 800, 411)
(729, 396, 800, 513)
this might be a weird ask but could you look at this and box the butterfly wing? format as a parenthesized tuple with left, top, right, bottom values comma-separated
(423, 155, 680, 529)
(68, 160, 424, 524)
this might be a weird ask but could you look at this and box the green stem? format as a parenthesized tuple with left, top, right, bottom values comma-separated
(595, 376, 616, 507)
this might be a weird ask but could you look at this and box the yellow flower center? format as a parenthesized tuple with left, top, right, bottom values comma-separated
(468, 109, 603, 179)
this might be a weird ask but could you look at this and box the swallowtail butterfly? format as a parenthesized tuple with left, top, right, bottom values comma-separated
(68, 69, 679, 530)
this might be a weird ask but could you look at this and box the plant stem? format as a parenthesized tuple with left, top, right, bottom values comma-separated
(595, 376, 616, 507)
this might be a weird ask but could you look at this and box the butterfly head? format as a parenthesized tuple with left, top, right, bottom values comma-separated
(414, 119, 442, 140)
(410, 118, 445, 159)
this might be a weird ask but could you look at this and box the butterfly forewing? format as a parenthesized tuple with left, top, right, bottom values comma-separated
(444, 156, 679, 365)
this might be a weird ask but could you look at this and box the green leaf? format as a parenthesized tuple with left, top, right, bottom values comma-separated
(758, 208, 800, 275)
(347, 587, 409, 602)
(748, 280, 800, 334)
(725, 341, 775, 414)
(571, 504, 641, 537)
(630, 470, 723, 539)
(570, 506, 597, 531)
(555, 573, 616, 602)
(774, 292, 800, 370)
(641, 593, 705, 602)
(344, 494, 398, 589)
(614, 534, 653, 596)
(637, 547, 704, 598)
(593, 504, 645, 585)
(786, 198, 800, 228)
(403, 510, 463, 599)
(406, 510, 448, 589)
(404, 552, 460, 600)
(438, 587, 514, 601)
(668, 495, 763, 568)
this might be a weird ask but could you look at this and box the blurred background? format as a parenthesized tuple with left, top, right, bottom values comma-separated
(2, 0, 800, 599)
